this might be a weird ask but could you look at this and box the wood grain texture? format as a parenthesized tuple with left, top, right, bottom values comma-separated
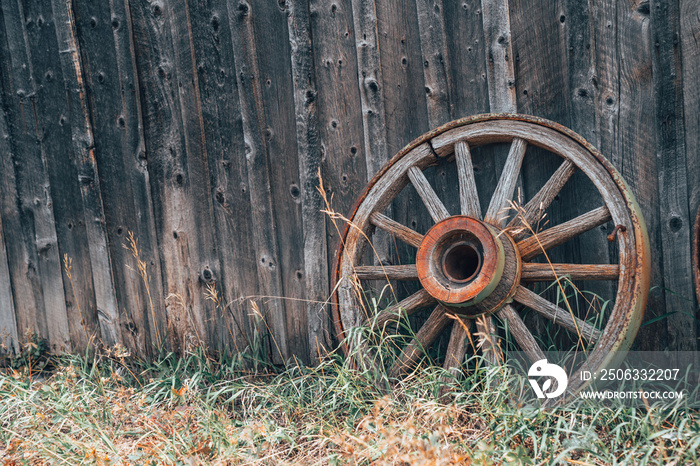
(614, 1, 666, 351)
(389, 305, 450, 377)
(370, 212, 424, 248)
(0, 0, 72, 353)
(455, 142, 482, 218)
(651, 0, 694, 351)
(514, 286, 601, 342)
(130, 0, 224, 354)
(681, 0, 700, 350)
(0, 85, 19, 355)
(517, 206, 612, 261)
(496, 304, 544, 363)
(182, 0, 256, 355)
(52, 0, 121, 348)
(408, 166, 450, 223)
(309, 0, 367, 332)
(484, 137, 526, 225)
(354, 265, 418, 281)
(228, 1, 292, 363)
(373, 288, 436, 329)
(416, 0, 452, 127)
(480, 0, 516, 112)
(521, 263, 619, 281)
(73, 0, 164, 358)
(0, 192, 18, 355)
(287, 0, 331, 360)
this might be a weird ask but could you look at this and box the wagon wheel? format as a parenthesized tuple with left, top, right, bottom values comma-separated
(332, 114, 650, 396)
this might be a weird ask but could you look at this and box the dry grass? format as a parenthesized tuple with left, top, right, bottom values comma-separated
(1, 342, 699, 465)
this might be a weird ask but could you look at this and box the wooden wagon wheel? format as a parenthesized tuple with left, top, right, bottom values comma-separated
(332, 114, 650, 396)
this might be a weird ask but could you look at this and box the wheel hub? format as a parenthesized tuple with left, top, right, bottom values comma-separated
(416, 216, 521, 318)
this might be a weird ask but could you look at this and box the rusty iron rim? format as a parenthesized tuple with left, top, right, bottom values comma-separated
(331, 113, 650, 393)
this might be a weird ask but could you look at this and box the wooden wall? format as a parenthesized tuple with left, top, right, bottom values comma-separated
(0, 0, 697, 363)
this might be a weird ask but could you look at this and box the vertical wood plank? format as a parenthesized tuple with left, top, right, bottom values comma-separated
(130, 0, 222, 354)
(442, 0, 490, 117)
(0, 108, 19, 356)
(350, 0, 389, 177)
(309, 0, 367, 299)
(615, 2, 666, 350)
(680, 0, 700, 350)
(184, 1, 255, 354)
(0, 1, 72, 353)
(651, 0, 695, 350)
(376, 0, 431, 270)
(287, 0, 331, 360)
(227, 0, 290, 363)
(65, 0, 165, 358)
(481, 0, 516, 113)
(415, 0, 452, 126)
(50, 0, 122, 347)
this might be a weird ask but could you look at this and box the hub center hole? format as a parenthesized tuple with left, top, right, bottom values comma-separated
(442, 243, 481, 283)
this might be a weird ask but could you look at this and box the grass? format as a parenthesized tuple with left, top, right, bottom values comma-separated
(1, 337, 699, 465)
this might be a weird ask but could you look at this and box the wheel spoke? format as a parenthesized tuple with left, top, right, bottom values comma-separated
(389, 305, 451, 378)
(442, 316, 471, 377)
(354, 265, 418, 280)
(485, 137, 527, 226)
(507, 159, 576, 241)
(514, 286, 601, 342)
(475, 315, 503, 364)
(370, 212, 424, 248)
(372, 289, 436, 329)
(455, 141, 482, 218)
(521, 263, 620, 281)
(517, 206, 612, 261)
(496, 305, 545, 364)
(408, 166, 450, 223)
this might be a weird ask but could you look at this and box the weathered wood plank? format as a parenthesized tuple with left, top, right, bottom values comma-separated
(130, 0, 224, 354)
(68, 0, 164, 358)
(681, 0, 700, 350)
(480, 0, 516, 112)
(286, 0, 330, 361)
(227, 0, 290, 363)
(0, 176, 18, 356)
(415, 0, 452, 126)
(651, 0, 695, 351)
(443, 0, 489, 117)
(52, 0, 122, 347)
(183, 0, 256, 354)
(245, 1, 308, 362)
(376, 0, 432, 265)
(0, 1, 72, 353)
(309, 0, 368, 309)
(613, 1, 666, 350)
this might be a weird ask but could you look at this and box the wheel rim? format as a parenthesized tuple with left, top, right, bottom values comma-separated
(332, 113, 650, 395)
